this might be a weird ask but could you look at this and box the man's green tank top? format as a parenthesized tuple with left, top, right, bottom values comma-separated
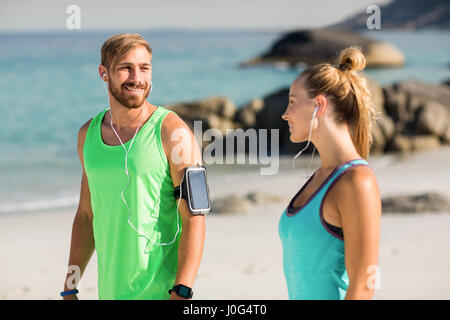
(83, 106, 181, 300)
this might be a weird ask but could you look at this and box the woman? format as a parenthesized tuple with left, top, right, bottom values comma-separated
(278, 47, 381, 300)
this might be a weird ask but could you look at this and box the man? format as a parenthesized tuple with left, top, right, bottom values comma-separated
(61, 33, 205, 300)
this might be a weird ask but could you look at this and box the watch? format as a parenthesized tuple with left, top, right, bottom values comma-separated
(168, 284, 193, 299)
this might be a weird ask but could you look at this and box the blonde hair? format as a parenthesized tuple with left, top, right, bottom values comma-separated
(101, 33, 152, 71)
(300, 46, 377, 160)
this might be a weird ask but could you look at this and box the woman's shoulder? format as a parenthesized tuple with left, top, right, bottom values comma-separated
(332, 164, 380, 216)
(338, 164, 378, 191)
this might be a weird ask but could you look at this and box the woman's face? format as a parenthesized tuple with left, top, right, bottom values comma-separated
(282, 76, 317, 143)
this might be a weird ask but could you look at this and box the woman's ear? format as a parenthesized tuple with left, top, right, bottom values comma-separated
(314, 95, 328, 114)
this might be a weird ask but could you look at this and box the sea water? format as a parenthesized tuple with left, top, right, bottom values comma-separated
(0, 29, 449, 214)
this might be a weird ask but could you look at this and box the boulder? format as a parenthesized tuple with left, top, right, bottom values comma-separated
(240, 28, 404, 68)
(165, 96, 241, 149)
(415, 101, 449, 136)
(211, 191, 285, 214)
(234, 98, 264, 128)
(394, 81, 450, 111)
(390, 134, 441, 152)
(383, 85, 409, 122)
(166, 96, 237, 121)
(382, 192, 450, 214)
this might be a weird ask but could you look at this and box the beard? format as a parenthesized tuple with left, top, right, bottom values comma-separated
(108, 80, 150, 109)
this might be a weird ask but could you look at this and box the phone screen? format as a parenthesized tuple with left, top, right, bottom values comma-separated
(187, 169, 210, 211)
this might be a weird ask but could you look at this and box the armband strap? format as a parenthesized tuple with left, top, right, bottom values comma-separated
(173, 180, 188, 200)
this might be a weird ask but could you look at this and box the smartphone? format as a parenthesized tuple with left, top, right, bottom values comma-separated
(185, 166, 211, 214)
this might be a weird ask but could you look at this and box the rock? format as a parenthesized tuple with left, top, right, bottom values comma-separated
(197, 96, 237, 120)
(383, 85, 409, 122)
(376, 113, 396, 142)
(364, 41, 405, 68)
(415, 101, 449, 136)
(390, 134, 441, 152)
(234, 99, 264, 129)
(211, 194, 253, 214)
(371, 113, 396, 153)
(441, 124, 450, 143)
(407, 95, 426, 116)
(165, 96, 241, 137)
(166, 96, 237, 120)
(395, 81, 450, 111)
(255, 88, 304, 154)
(240, 28, 404, 68)
(245, 192, 285, 206)
(211, 191, 285, 214)
(382, 192, 450, 214)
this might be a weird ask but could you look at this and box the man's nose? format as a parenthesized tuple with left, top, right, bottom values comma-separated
(129, 69, 142, 83)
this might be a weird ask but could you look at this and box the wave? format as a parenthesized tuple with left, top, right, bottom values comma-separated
(0, 196, 78, 214)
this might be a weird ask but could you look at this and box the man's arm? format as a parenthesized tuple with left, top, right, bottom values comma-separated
(338, 166, 381, 300)
(161, 112, 206, 300)
(62, 120, 96, 300)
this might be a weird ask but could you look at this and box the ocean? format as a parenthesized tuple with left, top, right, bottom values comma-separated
(0, 29, 449, 214)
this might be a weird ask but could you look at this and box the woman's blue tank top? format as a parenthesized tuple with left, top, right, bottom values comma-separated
(278, 158, 369, 300)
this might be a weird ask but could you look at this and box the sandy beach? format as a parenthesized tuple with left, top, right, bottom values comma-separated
(1, 146, 450, 300)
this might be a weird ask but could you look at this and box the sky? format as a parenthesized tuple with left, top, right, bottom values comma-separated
(0, 0, 390, 32)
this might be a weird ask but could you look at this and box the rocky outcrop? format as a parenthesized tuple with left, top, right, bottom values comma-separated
(382, 81, 450, 152)
(240, 28, 404, 69)
(331, 0, 450, 30)
(164, 79, 450, 155)
(165, 96, 241, 144)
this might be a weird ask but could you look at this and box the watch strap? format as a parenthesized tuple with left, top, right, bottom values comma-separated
(168, 284, 193, 299)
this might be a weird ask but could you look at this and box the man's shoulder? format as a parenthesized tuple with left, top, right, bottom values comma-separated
(78, 108, 107, 139)
(160, 108, 191, 136)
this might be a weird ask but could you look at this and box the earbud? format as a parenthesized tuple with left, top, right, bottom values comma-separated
(102, 72, 106, 81)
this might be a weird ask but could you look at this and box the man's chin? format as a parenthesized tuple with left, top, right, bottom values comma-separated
(122, 97, 147, 109)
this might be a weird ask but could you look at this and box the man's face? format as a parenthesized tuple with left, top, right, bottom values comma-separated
(107, 46, 152, 109)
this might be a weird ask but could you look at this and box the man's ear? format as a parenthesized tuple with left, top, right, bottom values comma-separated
(99, 65, 108, 81)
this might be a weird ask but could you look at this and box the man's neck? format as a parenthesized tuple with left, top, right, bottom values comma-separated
(109, 101, 153, 130)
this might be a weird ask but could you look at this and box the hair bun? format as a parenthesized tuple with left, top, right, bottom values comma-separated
(338, 46, 366, 72)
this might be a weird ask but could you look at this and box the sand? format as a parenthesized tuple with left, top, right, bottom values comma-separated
(1, 146, 450, 299)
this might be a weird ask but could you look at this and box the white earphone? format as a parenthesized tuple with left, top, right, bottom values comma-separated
(292, 105, 319, 178)
(313, 105, 319, 118)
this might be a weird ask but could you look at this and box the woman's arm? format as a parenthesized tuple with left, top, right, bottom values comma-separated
(338, 166, 381, 300)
